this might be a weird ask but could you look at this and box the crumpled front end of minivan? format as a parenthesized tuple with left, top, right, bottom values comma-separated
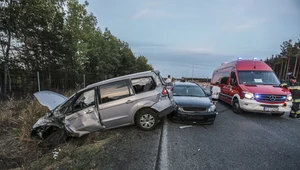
(31, 91, 68, 141)
(31, 114, 65, 140)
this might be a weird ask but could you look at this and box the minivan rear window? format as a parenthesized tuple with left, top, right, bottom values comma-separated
(131, 77, 156, 94)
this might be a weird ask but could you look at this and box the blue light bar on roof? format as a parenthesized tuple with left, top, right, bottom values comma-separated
(238, 57, 242, 61)
(253, 57, 258, 60)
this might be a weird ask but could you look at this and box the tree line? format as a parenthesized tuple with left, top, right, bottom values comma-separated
(264, 39, 300, 81)
(0, 0, 153, 99)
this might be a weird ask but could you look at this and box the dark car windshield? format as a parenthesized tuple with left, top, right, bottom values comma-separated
(238, 71, 280, 85)
(173, 85, 206, 97)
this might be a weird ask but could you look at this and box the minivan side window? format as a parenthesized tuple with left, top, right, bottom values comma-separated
(100, 80, 131, 104)
(72, 89, 95, 111)
(131, 77, 156, 94)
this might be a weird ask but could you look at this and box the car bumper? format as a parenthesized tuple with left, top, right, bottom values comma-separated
(158, 104, 176, 117)
(168, 111, 216, 124)
(239, 99, 292, 113)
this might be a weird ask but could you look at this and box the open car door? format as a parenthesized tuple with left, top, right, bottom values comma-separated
(64, 88, 104, 137)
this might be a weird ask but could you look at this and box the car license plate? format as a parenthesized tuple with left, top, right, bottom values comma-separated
(264, 107, 279, 112)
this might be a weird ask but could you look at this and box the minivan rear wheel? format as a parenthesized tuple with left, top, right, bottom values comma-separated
(136, 108, 158, 131)
(232, 99, 243, 114)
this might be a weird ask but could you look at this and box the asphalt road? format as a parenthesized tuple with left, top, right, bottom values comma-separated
(94, 101, 300, 170)
(157, 102, 300, 170)
(93, 122, 163, 170)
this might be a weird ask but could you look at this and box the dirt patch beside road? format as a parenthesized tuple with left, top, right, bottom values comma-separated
(0, 98, 162, 170)
(26, 124, 162, 170)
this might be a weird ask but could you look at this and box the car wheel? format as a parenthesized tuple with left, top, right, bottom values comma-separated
(136, 108, 158, 131)
(43, 129, 67, 147)
(271, 112, 285, 116)
(232, 99, 243, 114)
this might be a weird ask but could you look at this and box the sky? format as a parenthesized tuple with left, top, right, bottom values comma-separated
(79, 0, 300, 78)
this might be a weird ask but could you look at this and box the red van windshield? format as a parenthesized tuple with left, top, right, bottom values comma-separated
(238, 71, 280, 85)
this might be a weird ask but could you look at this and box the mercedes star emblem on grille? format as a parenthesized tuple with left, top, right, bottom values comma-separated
(269, 95, 276, 101)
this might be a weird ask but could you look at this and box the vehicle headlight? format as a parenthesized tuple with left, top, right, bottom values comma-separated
(243, 91, 254, 99)
(208, 105, 216, 112)
(287, 94, 292, 101)
(177, 106, 184, 112)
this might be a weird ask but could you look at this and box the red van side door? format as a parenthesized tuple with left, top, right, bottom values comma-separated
(219, 71, 232, 104)
(228, 71, 240, 104)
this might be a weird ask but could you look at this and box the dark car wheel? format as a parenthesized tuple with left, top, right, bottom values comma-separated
(271, 112, 285, 117)
(43, 129, 67, 147)
(136, 108, 158, 131)
(232, 99, 243, 114)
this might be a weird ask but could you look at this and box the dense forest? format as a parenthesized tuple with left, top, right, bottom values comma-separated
(265, 39, 300, 81)
(0, 0, 153, 99)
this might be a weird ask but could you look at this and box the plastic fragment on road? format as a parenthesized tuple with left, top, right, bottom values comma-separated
(179, 125, 193, 129)
(52, 148, 61, 160)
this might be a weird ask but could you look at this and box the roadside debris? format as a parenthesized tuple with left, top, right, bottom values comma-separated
(52, 148, 61, 160)
(179, 125, 193, 129)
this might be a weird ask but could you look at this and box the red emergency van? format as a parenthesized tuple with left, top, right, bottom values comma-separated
(211, 57, 292, 116)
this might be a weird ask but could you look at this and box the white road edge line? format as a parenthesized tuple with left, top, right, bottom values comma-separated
(159, 119, 169, 170)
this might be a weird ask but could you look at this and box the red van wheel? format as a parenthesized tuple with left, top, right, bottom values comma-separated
(232, 99, 243, 114)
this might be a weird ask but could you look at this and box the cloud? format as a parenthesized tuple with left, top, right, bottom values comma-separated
(128, 41, 167, 48)
(127, 41, 170, 54)
(133, 9, 150, 19)
(141, 51, 233, 67)
(235, 24, 252, 30)
(129, 42, 213, 56)
(178, 47, 213, 54)
(132, 8, 171, 19)
(132, 1, 201, 20)
(218, 18, 267, 32)
(234, 18, 267, 30)
(143, 52, 233, 78)
(132, 0, 170, 19)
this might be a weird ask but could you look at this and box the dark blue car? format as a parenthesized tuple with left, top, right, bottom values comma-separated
(168, 82, 217, 125)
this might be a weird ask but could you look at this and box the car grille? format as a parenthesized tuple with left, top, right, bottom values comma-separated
(186, 115, 204, 120)
(255, 94, 286, 102)
(182, 107, 207, 112)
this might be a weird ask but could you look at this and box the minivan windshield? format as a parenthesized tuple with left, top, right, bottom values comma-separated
(238, 71, 280, 85)
(53, 95, 75, 115)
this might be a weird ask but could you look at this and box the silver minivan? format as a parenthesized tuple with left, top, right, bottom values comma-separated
(31, 70, 175, 145)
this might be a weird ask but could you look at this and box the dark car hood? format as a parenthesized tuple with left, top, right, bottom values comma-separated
(173, 96, 211, 107)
